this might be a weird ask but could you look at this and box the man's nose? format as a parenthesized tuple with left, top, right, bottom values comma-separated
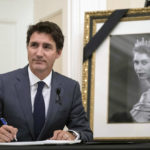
(36, 47, 43, 56)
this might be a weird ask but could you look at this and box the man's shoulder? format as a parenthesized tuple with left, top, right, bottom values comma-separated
(0, 66, 27, 78)
(53, 71, 78, 85)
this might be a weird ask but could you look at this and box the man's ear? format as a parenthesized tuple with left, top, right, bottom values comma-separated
(56, 49, 62, 58)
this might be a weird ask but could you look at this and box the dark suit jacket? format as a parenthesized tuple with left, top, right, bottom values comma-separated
(0, 66, 93, 142)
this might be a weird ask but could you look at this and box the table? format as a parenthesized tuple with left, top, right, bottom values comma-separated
(1, 142, 150, 150)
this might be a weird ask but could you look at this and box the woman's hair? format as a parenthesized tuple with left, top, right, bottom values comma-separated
(133, 37, 150, 57)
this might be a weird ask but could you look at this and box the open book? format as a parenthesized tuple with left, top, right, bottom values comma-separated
(0, 140, 81, 146)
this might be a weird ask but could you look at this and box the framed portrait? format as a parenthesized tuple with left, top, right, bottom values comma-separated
(82, 7, 150, 141)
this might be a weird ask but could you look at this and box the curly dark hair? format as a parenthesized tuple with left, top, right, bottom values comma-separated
(26, 21, 64, 51)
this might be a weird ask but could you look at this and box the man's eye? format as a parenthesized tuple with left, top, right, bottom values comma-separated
(30, 42, 38, 48)
(43, 44, 51, 50)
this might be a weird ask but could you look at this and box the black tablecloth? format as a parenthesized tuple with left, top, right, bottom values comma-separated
(1, 142, 150, 150)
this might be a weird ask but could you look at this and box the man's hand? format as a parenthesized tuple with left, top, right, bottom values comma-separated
(49, 130, 76, 140)
(0, 125, 18, 142)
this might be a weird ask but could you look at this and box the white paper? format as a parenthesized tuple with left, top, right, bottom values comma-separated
(0, 140, 81, 146)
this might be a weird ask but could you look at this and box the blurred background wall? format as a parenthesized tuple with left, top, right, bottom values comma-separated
(0, 0, 146, 86)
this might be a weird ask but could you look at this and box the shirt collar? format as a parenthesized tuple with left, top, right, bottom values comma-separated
(28, 66, 52, 88)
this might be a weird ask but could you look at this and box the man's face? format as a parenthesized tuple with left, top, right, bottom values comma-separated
(27, 32, 61, 78)
(133, 52, 150, 80)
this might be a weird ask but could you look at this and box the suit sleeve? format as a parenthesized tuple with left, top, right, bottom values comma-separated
(0, 77, 3, 118)
(66, 82, 93, 142)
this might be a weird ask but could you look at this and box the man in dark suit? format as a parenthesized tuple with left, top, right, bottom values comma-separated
(0, 21, 93, 142)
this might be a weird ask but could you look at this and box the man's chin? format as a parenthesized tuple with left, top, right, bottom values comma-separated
(32, 66, 45, 72)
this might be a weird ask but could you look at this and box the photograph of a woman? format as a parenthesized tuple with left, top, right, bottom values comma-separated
(108, 34, 150, 123)
(130, 37, 150, 122)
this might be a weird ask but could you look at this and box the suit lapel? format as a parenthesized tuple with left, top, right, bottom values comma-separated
(47, 72, 62, 122)
(15, 66, 34, 138)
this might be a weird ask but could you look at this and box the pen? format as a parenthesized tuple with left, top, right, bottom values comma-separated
(0, 117, 17, 141)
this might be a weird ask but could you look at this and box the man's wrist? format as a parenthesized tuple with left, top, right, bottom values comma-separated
(68, 130, 80, 140)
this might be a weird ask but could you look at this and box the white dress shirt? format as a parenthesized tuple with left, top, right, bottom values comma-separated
(28, 67, 52, 117)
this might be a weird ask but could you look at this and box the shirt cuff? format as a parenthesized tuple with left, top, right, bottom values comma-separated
(68, 130, 80, 140)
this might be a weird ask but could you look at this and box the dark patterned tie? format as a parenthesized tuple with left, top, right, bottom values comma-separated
(33, 81, 45, 138)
